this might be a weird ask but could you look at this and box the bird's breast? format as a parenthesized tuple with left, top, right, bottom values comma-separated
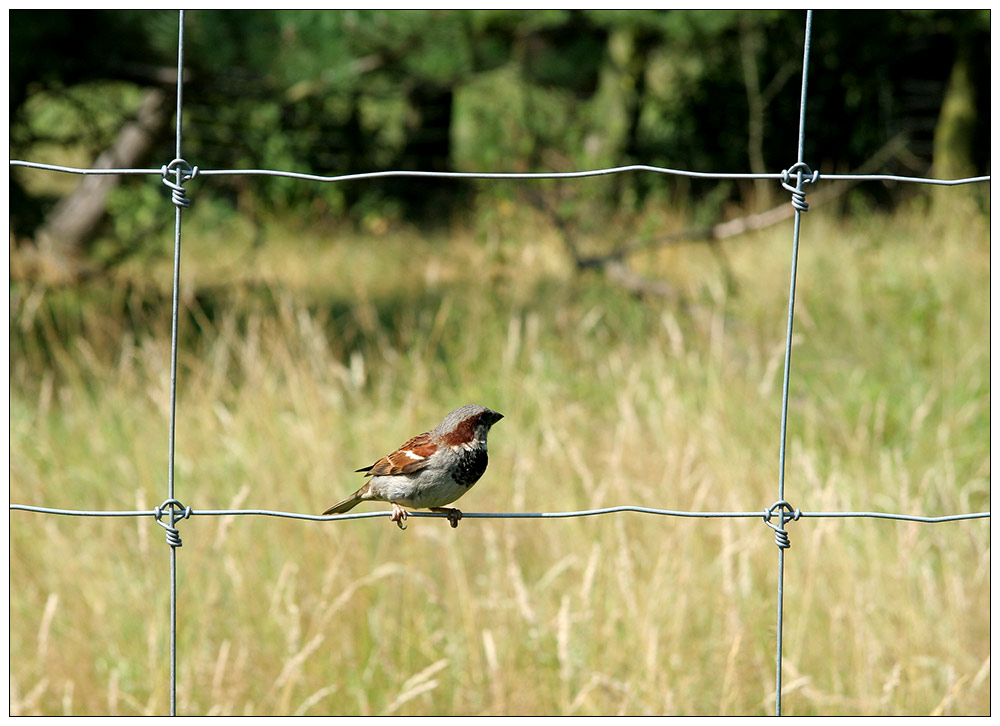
(452, 447, 489, 487)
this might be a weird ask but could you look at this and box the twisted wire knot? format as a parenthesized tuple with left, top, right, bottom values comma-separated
(763, 500, 802, 550)
(780, 162, 819, 212)
(161, 158, 199, 209)
(154, 498, 192, 548)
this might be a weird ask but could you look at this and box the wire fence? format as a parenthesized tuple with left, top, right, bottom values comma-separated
(9, 9, 990, 717)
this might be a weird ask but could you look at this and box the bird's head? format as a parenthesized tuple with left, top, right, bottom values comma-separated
(436, 404, 503, 450)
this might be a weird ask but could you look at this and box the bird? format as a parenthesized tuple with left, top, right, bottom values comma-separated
(323, 404, 503, 529)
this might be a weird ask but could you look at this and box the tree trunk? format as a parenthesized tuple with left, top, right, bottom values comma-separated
(740, 16, 771, 211)
(31, 87, 170, 281)
(932, 46, 976, 180)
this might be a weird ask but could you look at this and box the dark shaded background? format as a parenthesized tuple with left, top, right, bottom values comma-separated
(9, 10, 990, 266)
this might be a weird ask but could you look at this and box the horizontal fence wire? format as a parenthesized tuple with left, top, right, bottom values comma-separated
(8, 158, 992, 186)
(8, 7, 990, 718)
(9, 503, 992, 524)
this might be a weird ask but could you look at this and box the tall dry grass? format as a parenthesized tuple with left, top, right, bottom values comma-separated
(9, 198, 990, 715)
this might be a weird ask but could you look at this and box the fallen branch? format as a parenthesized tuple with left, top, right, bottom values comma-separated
(527, 133, 913, 298)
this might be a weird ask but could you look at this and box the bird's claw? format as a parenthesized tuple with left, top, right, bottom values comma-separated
(390, 503, 409, 530)
(431, 507, 463, 528)
(391, 505, 462, 529)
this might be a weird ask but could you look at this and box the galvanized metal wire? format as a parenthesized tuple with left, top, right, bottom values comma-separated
(9, 158, 990, 186)
(772, 10, 815, 715)
(10, 503, 992, 525)
(8, 8, 991, 718)
(164, 10, 190, 717)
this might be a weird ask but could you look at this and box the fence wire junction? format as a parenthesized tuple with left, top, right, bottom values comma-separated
(9, 9, 991, 718)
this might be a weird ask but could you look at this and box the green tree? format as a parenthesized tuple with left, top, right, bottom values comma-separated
(10, 10, 989, 280)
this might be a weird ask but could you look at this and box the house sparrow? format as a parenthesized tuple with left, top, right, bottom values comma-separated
(323, 404, 503, 529)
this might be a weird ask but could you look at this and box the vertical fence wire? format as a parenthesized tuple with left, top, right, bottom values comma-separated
(166, 9, 187, 717)
(774, 9, 814, 717)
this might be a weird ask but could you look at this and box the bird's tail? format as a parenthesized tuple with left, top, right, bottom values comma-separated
(322, 487, 366, 516)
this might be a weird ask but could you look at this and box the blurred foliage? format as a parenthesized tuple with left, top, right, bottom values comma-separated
(9, 9, 991, 263)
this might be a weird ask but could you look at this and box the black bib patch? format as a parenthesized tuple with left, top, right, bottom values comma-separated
(453, 448, 489, 487)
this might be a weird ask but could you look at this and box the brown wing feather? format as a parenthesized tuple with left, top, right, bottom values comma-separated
(357, 432, 438, 477)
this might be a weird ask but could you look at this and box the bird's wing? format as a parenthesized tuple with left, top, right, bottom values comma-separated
(356, 432, 438, 476)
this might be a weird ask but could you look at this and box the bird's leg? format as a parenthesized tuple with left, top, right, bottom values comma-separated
(390, 503, 409, 530)
(431, 507, 463, 528)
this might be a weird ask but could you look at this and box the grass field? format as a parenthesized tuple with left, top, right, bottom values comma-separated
(9, 195, 990, 715)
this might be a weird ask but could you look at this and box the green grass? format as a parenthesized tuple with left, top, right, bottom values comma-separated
(9, 197, 990, 715)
